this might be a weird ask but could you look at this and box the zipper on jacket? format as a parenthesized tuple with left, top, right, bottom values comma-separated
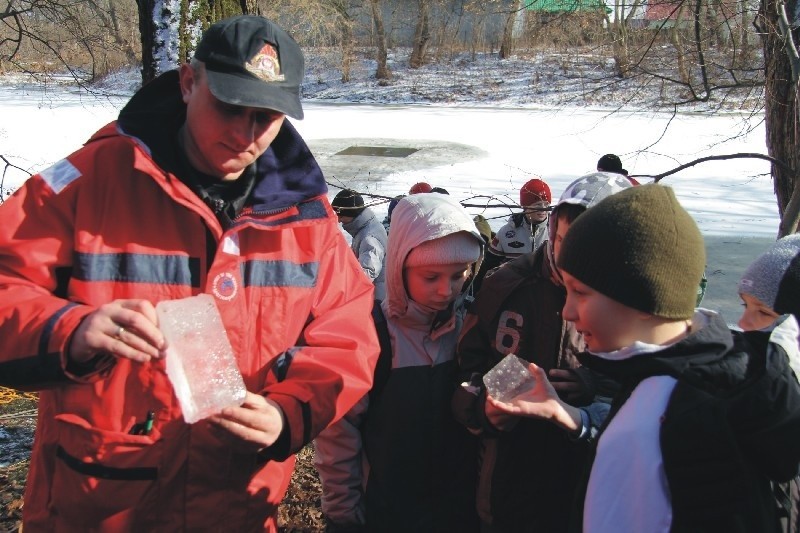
(231, 205, 293, 227)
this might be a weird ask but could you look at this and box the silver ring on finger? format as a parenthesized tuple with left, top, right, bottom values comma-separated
(115, 325, 125, 339)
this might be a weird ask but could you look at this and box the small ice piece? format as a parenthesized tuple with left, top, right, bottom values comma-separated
(483, 354, 536, 403)
(156, 294, 247, 423)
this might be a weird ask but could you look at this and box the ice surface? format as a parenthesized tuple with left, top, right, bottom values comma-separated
(156, 294, 247, 424)
(483, 354, 536, 403)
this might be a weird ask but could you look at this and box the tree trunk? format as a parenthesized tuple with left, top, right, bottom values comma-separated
(94, 0, 139, 65)
(370, 0, 391, 79)
(760, 0, 800, 234)
(499, 11, 515, 59)
(136, 0, 157, 83)
(150, 0, 181, 77)
(606, 0, 631, 78)
(739, 0, 752, 65)
(409, 0, 430, 68)
(340, 16, 354, 82)
(240, 0, 259, 14)
(670, 7, 690, 85)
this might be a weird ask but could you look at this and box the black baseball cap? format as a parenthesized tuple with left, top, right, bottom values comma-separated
(194, 15, 304, 119)
(331, 189, 365, 217)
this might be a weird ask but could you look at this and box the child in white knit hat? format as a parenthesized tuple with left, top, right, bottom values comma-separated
(314, 193, 484, 532)
(737, 234, 800, 533)
(738, 233, 800, 332)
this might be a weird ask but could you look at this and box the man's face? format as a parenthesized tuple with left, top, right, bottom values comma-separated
(524, 200, 549, 224)
(403, 262, 471, 311)
(561, 270, 648, 353)
(179, 64, 286, 181)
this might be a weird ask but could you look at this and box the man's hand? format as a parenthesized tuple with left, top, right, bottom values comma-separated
(69, 299, 166, 364)
(207, 392, 285, 453)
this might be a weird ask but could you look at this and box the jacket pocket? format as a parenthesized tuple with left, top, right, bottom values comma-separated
(49, 413, 162, 526)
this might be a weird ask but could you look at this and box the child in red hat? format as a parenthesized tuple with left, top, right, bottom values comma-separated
(487, 177, 552, 264)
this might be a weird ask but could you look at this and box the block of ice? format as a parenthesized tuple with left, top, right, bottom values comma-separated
(156, 294, 246, 423)
(483, 354, 536, 403)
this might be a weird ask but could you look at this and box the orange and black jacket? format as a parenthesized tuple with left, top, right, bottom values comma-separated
(0, 70, 379, 532)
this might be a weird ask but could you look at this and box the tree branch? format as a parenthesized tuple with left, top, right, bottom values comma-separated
(628, 153, 792, 182)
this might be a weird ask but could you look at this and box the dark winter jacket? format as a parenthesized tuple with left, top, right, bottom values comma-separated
(455, 247, 602, 531)
(574, 312, 800, 533)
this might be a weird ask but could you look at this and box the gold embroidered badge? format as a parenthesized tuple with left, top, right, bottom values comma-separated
(245, 43, 285, 82)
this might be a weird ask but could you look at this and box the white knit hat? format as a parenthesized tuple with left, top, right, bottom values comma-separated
(405, 231, 482, 268)
(738, 233, 800, 318)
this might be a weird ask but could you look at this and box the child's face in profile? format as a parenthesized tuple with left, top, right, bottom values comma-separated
(561, 270, 648, 352)
(738, 293, 779, 331)
(552, 213, 571, 262)
(404, 262, 471, 311)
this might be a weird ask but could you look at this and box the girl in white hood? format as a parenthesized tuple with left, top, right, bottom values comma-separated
(364, 193, 484, 532)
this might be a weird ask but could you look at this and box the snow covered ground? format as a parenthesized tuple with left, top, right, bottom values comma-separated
(0, 56, 781, 320)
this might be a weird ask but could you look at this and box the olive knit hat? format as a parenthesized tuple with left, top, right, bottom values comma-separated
(557, 184, 705, 319)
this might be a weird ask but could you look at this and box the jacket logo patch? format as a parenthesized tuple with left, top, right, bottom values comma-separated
(505, 230, 516, 239)
(212, 272, 238, 301)
(508, 241, 525, 249)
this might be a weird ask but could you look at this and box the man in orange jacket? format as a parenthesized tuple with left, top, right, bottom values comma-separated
(0, 15, 379, 532)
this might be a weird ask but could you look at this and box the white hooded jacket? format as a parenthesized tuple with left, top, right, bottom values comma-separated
(314, 194, 483, 529)
(382, 193, 484, 367)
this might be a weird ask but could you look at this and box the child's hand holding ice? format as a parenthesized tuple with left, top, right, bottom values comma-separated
(487, 362, 583, 436)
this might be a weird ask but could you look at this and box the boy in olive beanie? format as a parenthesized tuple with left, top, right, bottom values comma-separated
(557, 183, 705, 319)
(488, 183, 800, 532)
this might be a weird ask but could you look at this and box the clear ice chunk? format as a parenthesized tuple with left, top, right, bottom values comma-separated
(483, 354, 536, 403)
(156, 294, 247, 424)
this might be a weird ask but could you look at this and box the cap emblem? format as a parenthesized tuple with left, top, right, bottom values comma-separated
(245, 43, 285, 82)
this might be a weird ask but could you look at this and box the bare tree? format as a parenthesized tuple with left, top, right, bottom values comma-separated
(85, 0, 138, 65)
(240, 0, 259, 13)
(370, 0, 391, 79)
(136, 0, 157, 82)
(499, 0, 527, 59)
(410, 0, 431, 67)
(1, 0, 139, 80)
(603, 0, 645, 76)
(137, 0, 211, 84)
(498, 6, 516, 59)
(760, 0, 800, 235)
(327, 0, 357, 82)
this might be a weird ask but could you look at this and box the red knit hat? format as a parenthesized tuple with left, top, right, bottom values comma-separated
(409, 182, 433, 194)
(520, 178, 551, 206)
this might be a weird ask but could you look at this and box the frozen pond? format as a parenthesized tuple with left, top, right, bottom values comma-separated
(0, 87, 777, 236)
